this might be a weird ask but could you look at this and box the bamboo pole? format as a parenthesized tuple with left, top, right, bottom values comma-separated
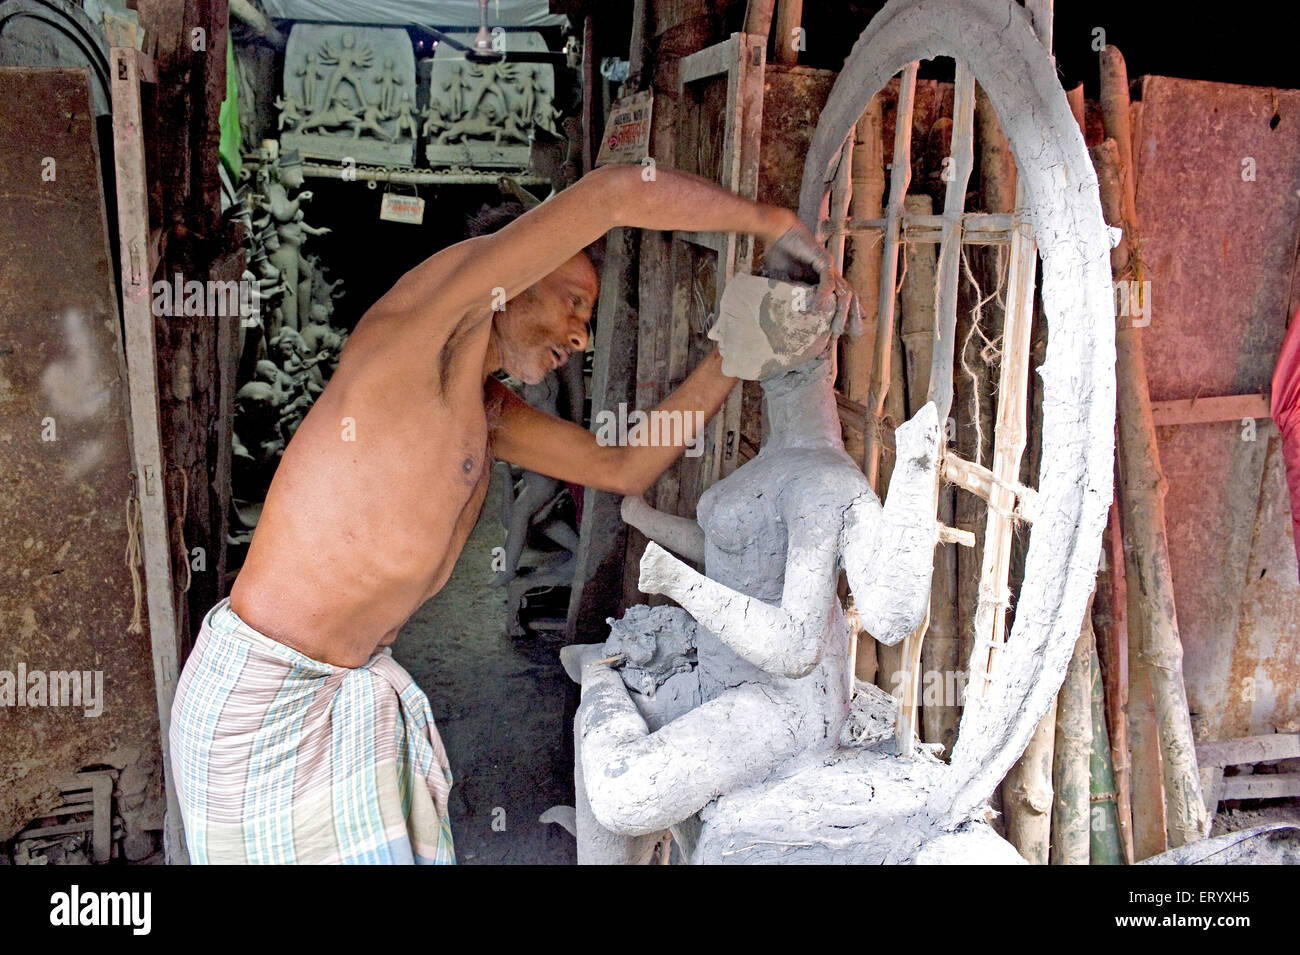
(1093, 503, 1136, 862)
(1051, 595, 1095, 865)
(1004, 703, 1056, 863)
(1066, 83, 1086, 142)
(862, 63, 918, 488)
(875, 314, 909, 700)
(1094, 139, 1167, 860)
(866, 66, 917, 703)
(843, 98, 885, 687)
(1089, 633, 1124, 864)
(1099, 48, 1140, 230)
(1098, 46, 1207, 850)
(773, 0, 802, 66)
(841, 96, 884, 465)
(898, 194, 959, 756)
(1064, 75, 1136, 864)
(926, 65, 976, 424)
(743, 0, 776, 38)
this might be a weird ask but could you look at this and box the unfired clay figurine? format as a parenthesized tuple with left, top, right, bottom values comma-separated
(564, 278, 954, 864)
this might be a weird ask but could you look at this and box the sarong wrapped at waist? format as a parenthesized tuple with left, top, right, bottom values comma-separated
(170, 597, 455, 864)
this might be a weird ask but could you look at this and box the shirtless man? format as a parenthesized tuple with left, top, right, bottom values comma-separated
(171, 162, 855, 864)
(231, 163, 852, 666)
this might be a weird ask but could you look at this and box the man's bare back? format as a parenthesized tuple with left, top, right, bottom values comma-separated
(229, 163, 855, 668)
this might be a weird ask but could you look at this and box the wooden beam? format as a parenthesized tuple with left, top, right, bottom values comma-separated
(675, 229, 730, 255)
(967, 186, 1037, 697)
(109, 46, 185, 864)
(1220, 773, 1300, 801)
(1196, 734, 1300, 767)
(679, 35, 738, 85)
(1151, 393, 1271, 426)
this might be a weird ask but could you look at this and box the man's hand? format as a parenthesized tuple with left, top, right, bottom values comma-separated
(763, 222, 865, 337)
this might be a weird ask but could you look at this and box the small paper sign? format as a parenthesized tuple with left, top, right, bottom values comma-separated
(380, 193, 425, 225)
(596, 90, 653, 166)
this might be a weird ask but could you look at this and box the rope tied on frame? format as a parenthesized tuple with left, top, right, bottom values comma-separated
(124, 480, 145, 635)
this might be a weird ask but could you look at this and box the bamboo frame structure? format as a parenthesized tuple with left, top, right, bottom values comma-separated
(838, 7, 1054, 752)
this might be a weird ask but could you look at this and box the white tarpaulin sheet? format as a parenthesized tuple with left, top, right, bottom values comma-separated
(259, 0, 568, 28)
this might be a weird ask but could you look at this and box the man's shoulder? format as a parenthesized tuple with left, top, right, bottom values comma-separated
(371, 237, 493, 328)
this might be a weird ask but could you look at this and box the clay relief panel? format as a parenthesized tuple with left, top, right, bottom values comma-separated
(279, 24, 418, 167)
(424, 30, 558, 169)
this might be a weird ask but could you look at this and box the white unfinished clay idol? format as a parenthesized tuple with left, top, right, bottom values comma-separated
(709, 274, 835, 380)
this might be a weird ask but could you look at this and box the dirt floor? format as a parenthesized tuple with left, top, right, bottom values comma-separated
(392, 471, 578, 865)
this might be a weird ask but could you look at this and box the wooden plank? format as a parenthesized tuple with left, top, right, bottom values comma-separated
(717, 32, 764, 483)
(210, 250, 243, 601)
(1151, 393, 1270, 426)
(679, 35, 737, 85)
(1220, 773, 1300, 801)
(674, 33, 762, 495)
(133, 46, 158, 83)
(733, 33, 765, 276)
(88, 771, 113, 864)
(862, 61, 917, 488)
(109, 46, 185, 864)
(1196, 734, 1300, 767)
(676, 229, 729, 254)
(568, 228, 640, 642)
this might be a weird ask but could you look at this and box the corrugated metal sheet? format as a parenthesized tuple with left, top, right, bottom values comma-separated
(1135, 75, 1300, 742)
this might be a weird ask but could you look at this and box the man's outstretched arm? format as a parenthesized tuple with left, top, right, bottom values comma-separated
(383, 164, 809, 325)
(489, 346, 738, 496)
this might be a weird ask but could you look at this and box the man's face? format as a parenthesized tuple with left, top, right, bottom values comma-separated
(493, 252, 597, 384)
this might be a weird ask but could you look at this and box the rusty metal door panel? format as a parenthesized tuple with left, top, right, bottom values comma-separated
(1135, 75, 1300, 740)
(0, 67, 163, 851)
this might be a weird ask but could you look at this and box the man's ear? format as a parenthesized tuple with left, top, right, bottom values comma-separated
(582, 239, 606, 273)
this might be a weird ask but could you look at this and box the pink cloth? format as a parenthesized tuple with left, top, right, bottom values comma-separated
(1270, 302, 1300, 580)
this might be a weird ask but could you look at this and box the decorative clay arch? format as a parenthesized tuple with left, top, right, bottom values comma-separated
(797, 0, 1116, 830)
